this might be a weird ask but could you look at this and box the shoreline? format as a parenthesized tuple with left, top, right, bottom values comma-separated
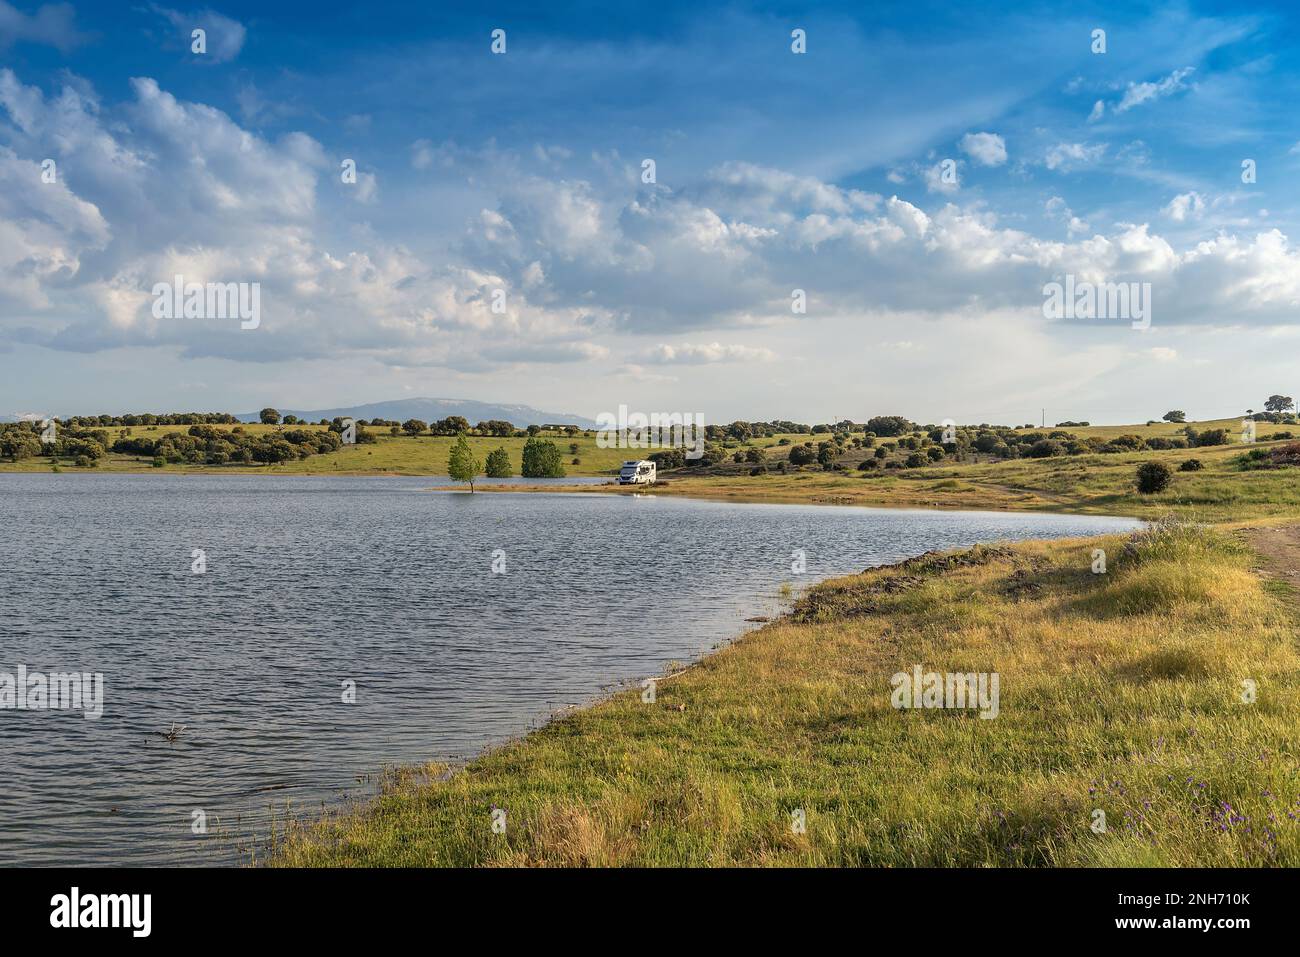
(273, 518, 1300, 867)
(272, 513, 1285, 869)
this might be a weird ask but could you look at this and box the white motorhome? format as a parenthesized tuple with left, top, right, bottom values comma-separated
(618, 460, 657, 485)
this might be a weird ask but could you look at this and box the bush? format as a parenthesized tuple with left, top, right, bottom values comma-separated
(1268, 442, 1300, 468)
(485, 447, 513, 478)
(1028, 439, 1064, 458)
(1136, 461, 1173, 494)
(649, 449, 685, 471)
(1190, 428, 1230, 447)
(1178, 458, 1203, 472)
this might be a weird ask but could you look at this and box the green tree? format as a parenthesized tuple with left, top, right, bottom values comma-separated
(485, 447, 513, 478)
(865, 415, 913, 437)
(259, 408, 281, 425)
(0, 430, 41, 461)
(448, 434, 482, 491)
(1162, 410, 1186, 423)
(521, 437, 566, 477)
(1265, 395, 1295, 414)
(402, 418, 428, 436)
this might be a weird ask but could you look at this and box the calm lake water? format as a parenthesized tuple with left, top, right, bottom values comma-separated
(0, 474, 1141, 866)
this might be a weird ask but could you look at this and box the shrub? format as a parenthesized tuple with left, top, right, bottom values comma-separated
(1136, 461, 1173, 494)
(1269, 442, 1300, 468)
(485, 447, 513, 478)
(1178, 458, 1203, 472)
(649, 449, 685, 471)
(1028, 439, 1064, 458)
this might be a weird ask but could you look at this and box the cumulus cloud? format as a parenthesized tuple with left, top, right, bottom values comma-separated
(959, 132, 1006, 167)
(4, 66, 1300, 382)
(1045, 196, 1089, 236)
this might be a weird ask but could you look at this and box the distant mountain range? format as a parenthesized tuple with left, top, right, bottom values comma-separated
(235, 398, 597, 428)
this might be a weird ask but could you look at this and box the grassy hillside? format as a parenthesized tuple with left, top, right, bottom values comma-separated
(0, 423, 629, 477)
(523, 435, 1300, 523)
(2, 417, 1290, 493)
(271, 519, 1300, 866)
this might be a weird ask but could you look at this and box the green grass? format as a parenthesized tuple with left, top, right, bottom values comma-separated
(589, 438, 1300, 523)
(271, 520, 1300, 866)
(0, 424, 630, 477)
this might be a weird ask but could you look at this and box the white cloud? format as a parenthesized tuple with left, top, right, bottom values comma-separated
(923, 160, 960, 194)
(4, 66, 1300, 387)
(1087, 100, 1105, 123)
(1045, 196, 1089, 236)
(149, 4, 246, 63)
(0, 1, 88, 52)
(640, 342, 777, 365)
(959, 132, 1007, 167)
(1164, 191, 1205, 222)
(1045, 142, 1107, 171)
(1116, 67, 1195, 113)
(411, 138, 434, 170)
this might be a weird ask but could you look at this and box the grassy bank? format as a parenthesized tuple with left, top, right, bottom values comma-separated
(496, 438, 1300, 523)
(273, 519, 1300, 866)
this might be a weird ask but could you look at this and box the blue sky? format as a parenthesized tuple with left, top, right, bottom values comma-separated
(3, 0, 1300, 423)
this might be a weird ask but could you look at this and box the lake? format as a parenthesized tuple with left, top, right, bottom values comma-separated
(0, 474, 1141, 865)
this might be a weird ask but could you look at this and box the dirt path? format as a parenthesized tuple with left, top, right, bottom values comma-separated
(1242, 524, 1300, 592)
